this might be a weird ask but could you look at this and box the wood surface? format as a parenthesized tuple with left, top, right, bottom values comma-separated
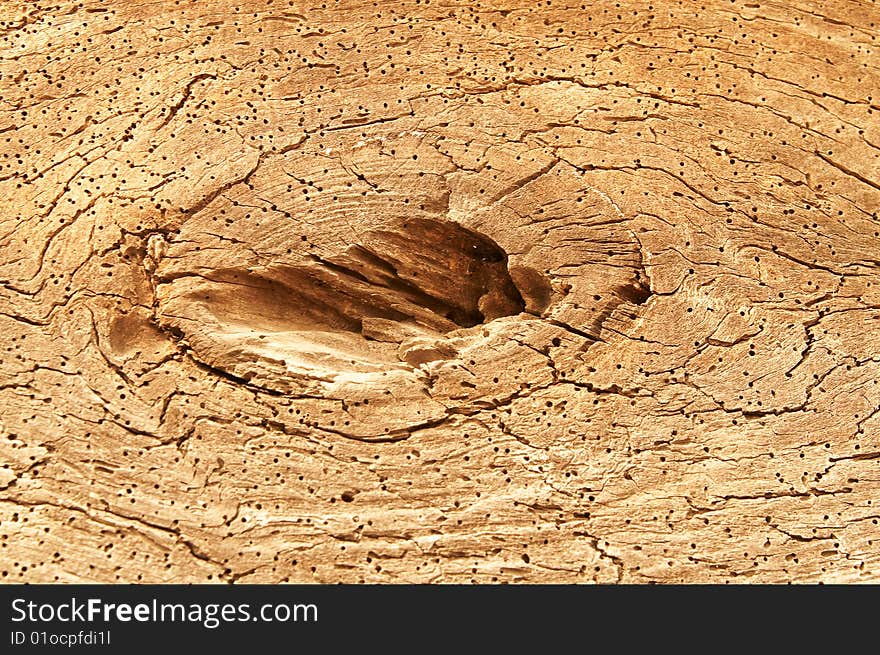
(1, 0, 879, 583)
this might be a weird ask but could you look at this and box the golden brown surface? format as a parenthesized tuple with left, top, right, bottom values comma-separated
(1, 0, 879, 583)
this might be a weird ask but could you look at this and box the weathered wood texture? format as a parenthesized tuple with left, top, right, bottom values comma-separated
(1, 0, 879, 583)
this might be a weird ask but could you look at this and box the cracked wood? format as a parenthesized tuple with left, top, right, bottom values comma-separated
(0, 0, 879, 583)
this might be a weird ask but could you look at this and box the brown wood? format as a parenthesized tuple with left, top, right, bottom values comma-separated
(1, 0, 879, 583)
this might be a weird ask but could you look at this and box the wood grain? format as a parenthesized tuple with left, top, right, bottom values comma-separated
(1, 0, 879, 583)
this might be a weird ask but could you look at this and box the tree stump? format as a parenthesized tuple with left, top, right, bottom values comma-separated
(1, 0, 879, 583)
